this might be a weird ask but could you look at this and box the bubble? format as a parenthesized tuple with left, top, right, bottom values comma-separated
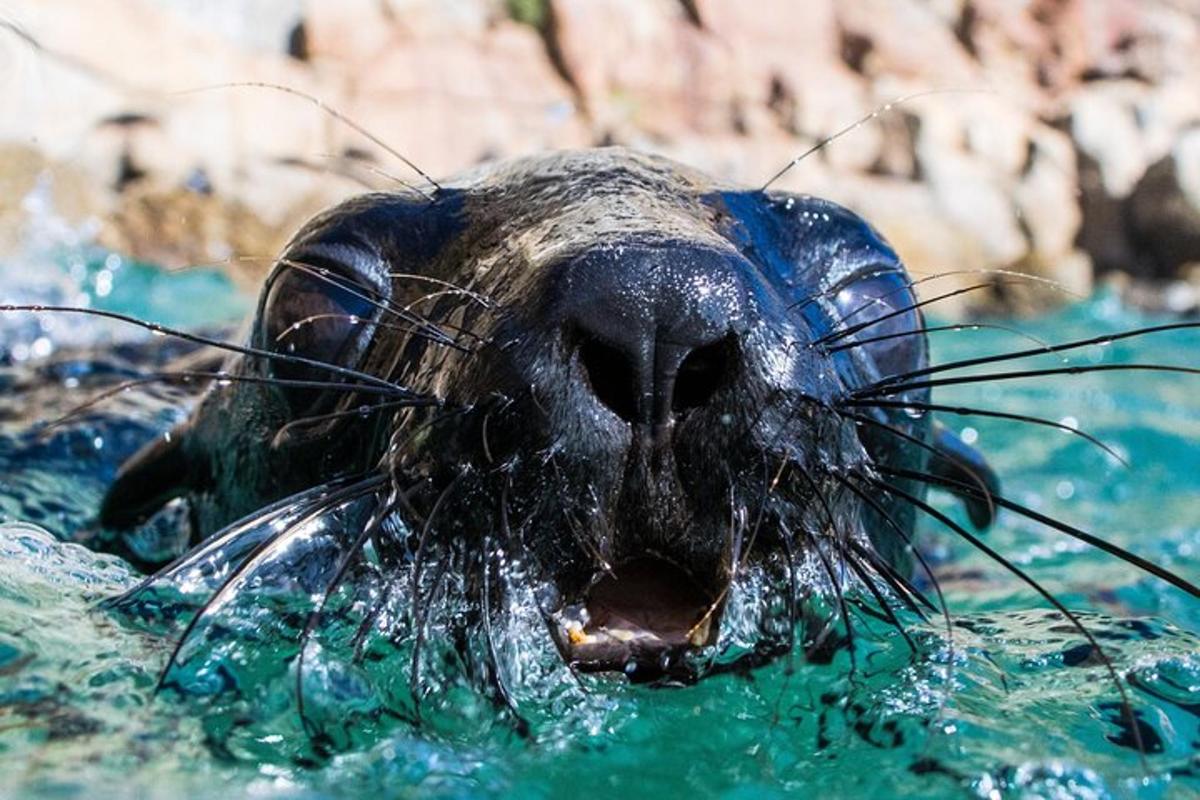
(30, 336, 52, 358)
(1055, 480, 1075, 500)
(94, 269, 114, 297)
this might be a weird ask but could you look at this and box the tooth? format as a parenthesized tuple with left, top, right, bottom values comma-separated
(688, 616, 711, 646)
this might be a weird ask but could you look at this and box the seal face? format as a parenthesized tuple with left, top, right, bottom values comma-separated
(101, 148, 994, 682)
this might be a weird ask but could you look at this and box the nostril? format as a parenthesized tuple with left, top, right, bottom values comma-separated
(673, 336, 733, 413)
(579, 338, 639, 422)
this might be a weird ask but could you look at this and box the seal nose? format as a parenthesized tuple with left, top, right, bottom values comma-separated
(556, 244, 746, 430)
(576, 330, 733, 427)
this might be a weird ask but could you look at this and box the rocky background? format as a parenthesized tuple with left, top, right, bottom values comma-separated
(2, 0, 1199, 314)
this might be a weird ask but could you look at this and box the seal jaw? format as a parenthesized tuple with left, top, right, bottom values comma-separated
(553, 556, 724, 682)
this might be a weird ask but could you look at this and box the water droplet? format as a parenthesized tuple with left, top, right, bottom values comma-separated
(960, 427, 978, 445)
(94, 269, 114, 297)
(92, 436, 104, 450)
(30, 337, 52, 359)
(1055, 480, 1075, 500)
(903, 406, 926, 420)
(1058, 415, 1078, 430)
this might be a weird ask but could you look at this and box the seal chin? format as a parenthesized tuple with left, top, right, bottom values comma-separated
(553, 557, 723, 682)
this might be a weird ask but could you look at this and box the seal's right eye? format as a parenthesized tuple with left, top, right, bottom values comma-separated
(261, 265, 378, 388)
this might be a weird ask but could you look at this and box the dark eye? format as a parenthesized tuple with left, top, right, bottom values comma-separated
(831, 269, 925, 379)
(261, 263, 378, 390)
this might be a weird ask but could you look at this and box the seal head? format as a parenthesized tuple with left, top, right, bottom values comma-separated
(101, 148, 994, 681)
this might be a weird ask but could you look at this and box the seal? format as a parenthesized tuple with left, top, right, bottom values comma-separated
(89, 147, 1198, 706)
(96, 147, 1008, 683)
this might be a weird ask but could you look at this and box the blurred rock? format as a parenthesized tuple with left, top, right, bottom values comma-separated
(1127, 127, 1200, 280)
(1, 0, 1200, 312)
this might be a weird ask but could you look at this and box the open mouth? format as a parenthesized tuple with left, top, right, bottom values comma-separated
(554, 557, 722, 682)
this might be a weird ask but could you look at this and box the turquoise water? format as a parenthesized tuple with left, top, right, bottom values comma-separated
(0, 242, 1198, 799)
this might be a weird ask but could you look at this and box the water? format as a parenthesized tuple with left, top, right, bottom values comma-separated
(1, 233, 1198, 798)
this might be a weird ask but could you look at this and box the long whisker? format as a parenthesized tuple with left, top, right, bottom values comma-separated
(854, 363, 1200, 399)
(867, 322, 1200, 392)
(847, 539, 931, 620)
(762, 89, 987, 191)
(386, 272, 494, 309)
(0, 304, 418, 397)
(295, 486, 398, 734)
(270, 399, 417, 447)
(687, 458, 788, 640)
(273, 311, 475, 355)
(273, 257, 475, 349)
(478, 535, 531, 736)
(817, 280, 1037, 347)
(791, 267, 1081, 316)
(792, 468, 861, 672)
(879, 465, 1200, 599)
(842, 548, 918, 652)
(39, 371, 423, 437)
(856, 472, 1148, 762)
(153, 473, 389, 694)
(829, 471, 960, 746)
(845, 398, 1129, 467)
(408, 553, 451, 723)
(843, 412, 996, 523)
(830, 322, 1056, 355)
(175, 81, 442, 197)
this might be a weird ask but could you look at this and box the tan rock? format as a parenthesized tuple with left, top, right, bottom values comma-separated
(548, 0, 735, 139)
(344, 15, 588, 177)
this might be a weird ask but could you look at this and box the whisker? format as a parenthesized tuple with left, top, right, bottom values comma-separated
(792, 468, 861, 673)
(762, 89, 988, 191)
(295, 485, 399, 734)
(855, 472, 1148, 762)
(39, 371, 424, 437)
(478, 535, 531, 735)
(385, 272, 494, 310)
(847, 539, 932, 621)
(273, 311, 474, 355)
(175, 81, 441, 198)
(879, 465, 1200, 599)
(274, 257, 476, 349)
(791, 267, 1082, 316)
(817, 280, 1038, 347)
(408, 553, 452, 722)
(153, 473, 389, 693)
(827, 470, 962, 742)
(845, 398, 1129, 467)
(829, 322, 1055, 355)
(0, 304, 418, 397)
(842, 549, 918, 652)
(843, 412, 997, 523)
(867, 322, 1200, 392)
(270, 399, 417, 448)
(854, 363, 1200, 399)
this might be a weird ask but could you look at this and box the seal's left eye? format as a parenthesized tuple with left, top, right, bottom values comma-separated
(262, 266, 378, 386)
(832, 269, 925, 379)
